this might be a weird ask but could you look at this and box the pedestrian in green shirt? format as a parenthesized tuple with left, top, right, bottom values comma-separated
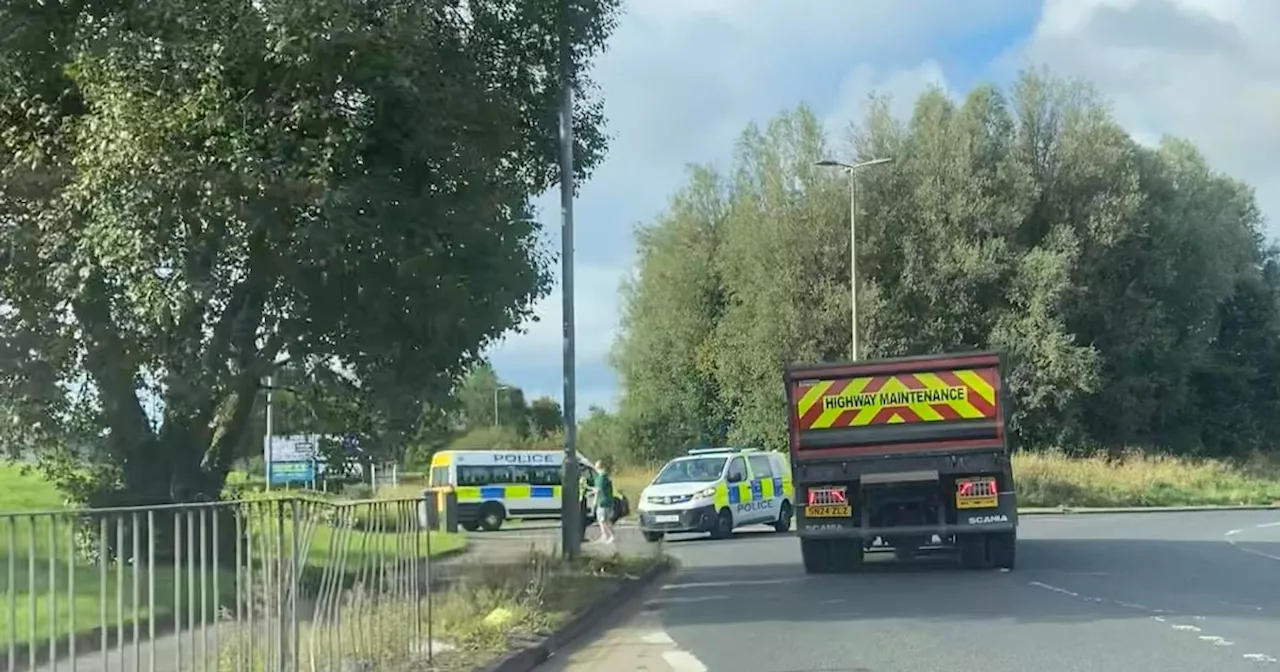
(592, 457, 616, 544)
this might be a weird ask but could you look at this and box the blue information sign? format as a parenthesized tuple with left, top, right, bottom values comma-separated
(269, 461, 316, 485)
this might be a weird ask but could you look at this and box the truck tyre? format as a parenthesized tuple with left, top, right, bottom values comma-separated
(957, 534, 989, 569)
(988, 531, 1016, 569)
(710, 508, 734, 540)
(801, 539, 835, 574)
(477, 502, 506, 532)
(643, 531, 664, 543)
(833, 539, 865, 572)
(773, 502, 793, 533)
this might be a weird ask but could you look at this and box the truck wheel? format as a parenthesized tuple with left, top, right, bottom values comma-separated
(957, 534, 990, 569)
(889, 535, 925, 561)
(834, 539, 864, 572)
(773, 502, 793, 533)
(477, 502, 506, 532)
(710, 508, 734, 540)
(801, 539, 835, 574)
(643, 531, 664, 543)
(988, 531, 1016, 569)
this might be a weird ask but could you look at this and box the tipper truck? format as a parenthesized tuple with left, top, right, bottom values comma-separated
(784, 351, 1016, 572)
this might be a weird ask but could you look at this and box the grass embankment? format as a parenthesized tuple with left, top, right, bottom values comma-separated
(610, 450, 1280, 509)
(0, 464, 465, 652)
(219, 550, 667, 672)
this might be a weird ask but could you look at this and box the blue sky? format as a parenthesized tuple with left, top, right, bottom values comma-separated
(485, 0, 1280, 413)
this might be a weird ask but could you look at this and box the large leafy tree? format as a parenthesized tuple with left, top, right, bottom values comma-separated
(0, 0, 622, 505)
(613, 70, 1278, 463)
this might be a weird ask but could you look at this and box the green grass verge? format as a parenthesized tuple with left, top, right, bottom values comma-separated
(0, 464, 466, 653)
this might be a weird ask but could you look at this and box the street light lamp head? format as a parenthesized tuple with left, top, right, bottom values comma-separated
(817, 157, 894, 171)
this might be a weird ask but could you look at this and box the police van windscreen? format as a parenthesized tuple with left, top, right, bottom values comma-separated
(653, 457, 726, 484)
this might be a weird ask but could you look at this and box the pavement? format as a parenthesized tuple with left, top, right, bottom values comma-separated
(538, 511, 1280, 672)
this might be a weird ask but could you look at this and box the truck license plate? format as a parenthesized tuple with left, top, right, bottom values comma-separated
(955, 477, 998, 509)
(805, 504, 852, 518)
(654, 514, 679, 523)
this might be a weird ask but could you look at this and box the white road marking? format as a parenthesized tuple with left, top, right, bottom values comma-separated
(1225, 520, 1280, 561)
(640, 631, 675, 645)
(648, 595, 732, 606)
(1030, 579, 1275, 663)
(662, 650, 710, 672)
(1028, 581, 1078, 597)
(663, 578, 799, 590)
(1220, 600, 1265, 612)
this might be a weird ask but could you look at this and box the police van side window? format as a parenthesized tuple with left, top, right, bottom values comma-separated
(529, 467, 562, 487)
(747, 455, 772, 479)
(458, 465, 562, 487)
(726, 457, 747, 483)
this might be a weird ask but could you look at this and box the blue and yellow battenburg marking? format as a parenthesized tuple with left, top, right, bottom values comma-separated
(455, 484, 563, 503)
(712, 476, 794, 509)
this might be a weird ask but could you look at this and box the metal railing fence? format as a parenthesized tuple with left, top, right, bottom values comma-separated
(2, 496, 443, 672)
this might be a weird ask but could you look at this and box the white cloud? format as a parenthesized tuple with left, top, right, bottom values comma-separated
(822, 60, 952, 146)
(1015, 0, 1280, 234)
(487, 262, 622, 366)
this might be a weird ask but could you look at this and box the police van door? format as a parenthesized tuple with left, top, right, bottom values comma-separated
(746, 453, 781, 525)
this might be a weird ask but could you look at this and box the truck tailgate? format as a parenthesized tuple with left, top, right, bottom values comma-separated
(786, 351, 1005, 460)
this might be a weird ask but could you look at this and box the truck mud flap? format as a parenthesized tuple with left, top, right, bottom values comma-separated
(955, 491, 1018, 530)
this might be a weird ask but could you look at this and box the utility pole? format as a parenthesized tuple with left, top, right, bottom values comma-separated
(558, 0, 581, 560)
(815, 157, 893, 360)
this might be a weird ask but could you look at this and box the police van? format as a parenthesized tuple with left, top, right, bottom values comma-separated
(428, 450, 624, 532)
(637, 447, 794, 542)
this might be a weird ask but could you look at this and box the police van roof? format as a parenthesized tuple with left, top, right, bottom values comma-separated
(684, 447, 760, 456)
(433, 449, 594, 464)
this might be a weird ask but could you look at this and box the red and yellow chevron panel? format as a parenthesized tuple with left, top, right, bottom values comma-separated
(794, 368, 998, 431)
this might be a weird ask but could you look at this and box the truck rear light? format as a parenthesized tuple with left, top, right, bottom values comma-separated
(807, 486, 847, 506)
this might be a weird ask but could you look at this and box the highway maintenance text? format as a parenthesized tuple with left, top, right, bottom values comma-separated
(823, 385, 967, 411)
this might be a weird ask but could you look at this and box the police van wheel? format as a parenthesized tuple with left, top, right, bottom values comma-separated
(988, 531, 1016, 569)
(773, 502, 793, 533)
(710, 508, 734, 540)
(957, 534, 990, 569)
(643, 531, 664, 543)
(477, 503, 506, 532)
(461, 521, 480, 532)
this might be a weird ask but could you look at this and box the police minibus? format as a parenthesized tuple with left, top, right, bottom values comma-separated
(429, 449, 622, 532)
(637, 447, 794, 542)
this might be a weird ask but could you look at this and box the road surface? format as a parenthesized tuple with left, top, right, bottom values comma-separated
(541, 511, 1280, 672)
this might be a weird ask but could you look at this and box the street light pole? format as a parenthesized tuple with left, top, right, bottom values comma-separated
(493, 385, 511, 427)
(557, 0, 582, 560)
(815, 157, 893, 360)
